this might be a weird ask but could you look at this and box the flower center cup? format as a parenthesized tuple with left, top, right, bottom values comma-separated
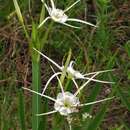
(54, 92, 80, 116)
(50, 8, 68, 23)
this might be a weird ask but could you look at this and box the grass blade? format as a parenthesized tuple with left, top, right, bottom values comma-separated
(13, 0, 23, 24)
(116, 86, 130, 110)
(32, 60, 41, 130)
(18, 89, 26, 130)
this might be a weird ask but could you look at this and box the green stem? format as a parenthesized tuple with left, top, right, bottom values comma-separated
(32, 59, 41, 130)
(31, 22, 53, 130)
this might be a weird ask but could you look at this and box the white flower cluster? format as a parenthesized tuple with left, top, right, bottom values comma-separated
(22, 1, 115, 129)
(23, 52, 114, 129)
(23, 48, 114, 129)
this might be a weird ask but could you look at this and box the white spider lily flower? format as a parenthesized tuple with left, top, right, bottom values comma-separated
(23, 75, 114, 130)
(33, 48, 114, 95)
(23, 77, 114, 130)
(38, 0, 97, 28)
(23, 88, 114, 117)
(54, 91, 80, 116)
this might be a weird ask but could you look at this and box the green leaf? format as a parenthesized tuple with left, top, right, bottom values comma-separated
(125, 41, 130, 58)
(13, 0, 24, 24)
(116, 86, 130, 110)
(18, 89, 26, 130)
(32, 60, 42, 130)
(121, 120, 130, 130)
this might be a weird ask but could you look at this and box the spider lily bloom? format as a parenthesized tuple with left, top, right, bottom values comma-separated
(22, 75, 114, 130)
(38, 0, 97, 28)
(33, 48, 115, 94)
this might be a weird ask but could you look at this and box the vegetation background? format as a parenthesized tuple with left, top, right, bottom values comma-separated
(0, 0, 130, 130)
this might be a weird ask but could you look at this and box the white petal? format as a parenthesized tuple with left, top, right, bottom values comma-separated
(83, 69, 115, 76)
(83, 77, 115, 84)
(22, 87, 57, 102)
(36, 110, 57, 116)
(50, 66, 65, 96)
(74, 71, 84, 79)
(54, 101, 62, 111)
(69, 61, 75, 68)
(33, 48, 62, 70)
(42, 72, 62, 94)
(57, 92, 63, 99)
(67, 18, 97, 27)
(79, 97, 114, 107)
(41, 0, 50, 14)
(72, 78, 79, 90)
(64, 0, 80, 12)
(38, 17, 51, 28)
(50, 0, 55, 9)
(74, 73, 99, 96)
(59, 107, 70, 116)
(61, 22, 81, 29)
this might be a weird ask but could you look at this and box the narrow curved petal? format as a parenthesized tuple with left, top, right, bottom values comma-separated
(61, 22, 81, 29)
(50, 0, 55, 9)
(83, 77, 115, 84)
(42, 72, 62, 94)
(50, 66, 65, 96)
(79, 97, 114, 107)
(36, 110, 57, 116)
(22, 87, 57, 102)
(67, 18, 97, 27)
(83, 69, 115, 76)
(64, 0, 80, 12)
(42, 1, 51, 14)
(33, 48, 62, 70)
(38, 17, 51, 28)
(74, 73, 99, 96)
(72, 78, 79, 90)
